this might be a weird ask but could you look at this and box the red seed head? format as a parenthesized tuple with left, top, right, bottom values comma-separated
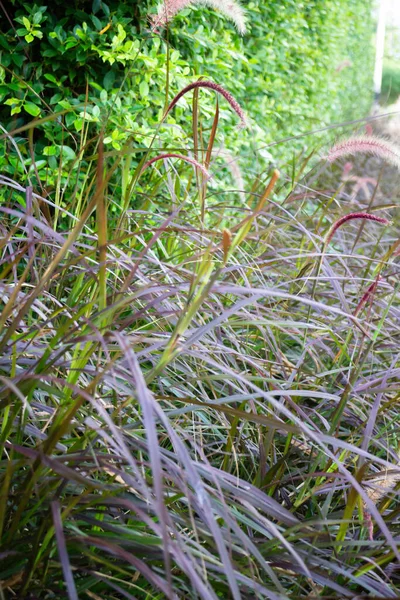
(164, 80, 247, 128)
(325, 212, 390, 245)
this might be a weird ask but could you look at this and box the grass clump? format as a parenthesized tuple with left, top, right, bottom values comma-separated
(1, 4, 400, 600)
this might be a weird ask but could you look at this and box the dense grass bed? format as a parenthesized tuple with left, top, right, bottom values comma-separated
(1, 113, 400, 598)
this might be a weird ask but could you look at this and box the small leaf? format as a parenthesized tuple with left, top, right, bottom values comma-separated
(60, 146, 76, 161)
(91, 15, 103, 30)
(33, 11, 43, 25)
(74, 118, 84, 132)
(12, 54, 24, 67)
(44, 73, 58, 84)
(103, 70, 115, 91)
(22, 16, 31, 29)
(24, 102, 41, 117)
(92, 0, 101, 14)
(4, 98, 20, 106)
(139, 80, 149, 98)
(43, 146, 57, 156)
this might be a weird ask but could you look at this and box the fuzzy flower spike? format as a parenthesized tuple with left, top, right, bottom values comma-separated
(325, 212, 390, 245)
(164, 80, 247, 128)
(326, 135, 400, 171)
(151, 0, 246, 35)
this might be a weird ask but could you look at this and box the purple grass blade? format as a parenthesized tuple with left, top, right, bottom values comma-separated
(111, 332, 174, 597)
(51, 501, 78, 600)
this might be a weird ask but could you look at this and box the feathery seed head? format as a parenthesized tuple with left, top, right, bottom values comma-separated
(150, 0, 246, 34)
(325, 212, 390, 245)
(325, 135, 400, 171)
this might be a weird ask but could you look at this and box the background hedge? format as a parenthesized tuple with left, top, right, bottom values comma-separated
(1, 0, 375, 187)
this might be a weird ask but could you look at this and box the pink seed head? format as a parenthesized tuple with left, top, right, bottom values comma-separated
(150, 0, 246, 34)
(325, 136, 400, 171)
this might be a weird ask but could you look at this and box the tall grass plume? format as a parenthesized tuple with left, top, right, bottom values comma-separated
(164, 80, 247, 127)
(326, 135, 400, 170)
(150, 0, 246, 34)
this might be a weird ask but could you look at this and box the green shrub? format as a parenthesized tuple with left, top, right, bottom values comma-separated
(0, 0, 374, 194)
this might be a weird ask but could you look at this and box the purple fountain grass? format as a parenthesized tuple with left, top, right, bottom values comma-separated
(140, 153, 210, 178)
(325, 135, 400, 170)
(325, 212, 390, 245)
(164, 80, 247, 127)
(150, 0, 246, 34)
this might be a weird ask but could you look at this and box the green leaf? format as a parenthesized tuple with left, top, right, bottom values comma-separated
(74, 118, 84, 132)
(11, 54, 24, 67)
(103, 70, 115, 91)
(22, 16, 31, 29)
(139, 80, 149, 98)
(89, 81, 103, 92)
(60, 146, 76, 161)
(43, 49, 58, 57)
(44, 73, 58, 84)
(92, 0, 101, 14)
(29, 160, 47, 170)
(43, 146, 57, 156)
(25, 33, 34, 43)
(50, 93, 62, 105)
(4, 98, 20, 106)
(24, 102, 41, 117)
(32, 12, 43, 25)
(91, 15, 103, 30)
(65, 113, 76, 127)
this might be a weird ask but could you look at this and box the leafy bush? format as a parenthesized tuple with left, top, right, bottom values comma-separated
(1, 0, 374, 192)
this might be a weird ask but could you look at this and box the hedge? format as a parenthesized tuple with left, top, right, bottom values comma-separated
(0, 0, 375, 187)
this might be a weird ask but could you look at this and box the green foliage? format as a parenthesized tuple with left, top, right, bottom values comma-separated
(0, 0, 374, 195)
